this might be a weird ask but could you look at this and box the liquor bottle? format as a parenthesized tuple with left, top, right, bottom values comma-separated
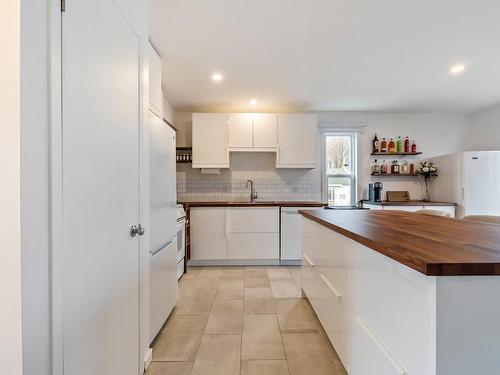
(409, 163, 415, 174)
(372, 159, 380, 174)
(380, 138, 388, 153)
(396, 136, 403, 153)
(388, 138, 396, 153)
(372, 134, 380, 153)
(391, 160, 400, 174)
(411, 141, 417, 153)
(404, 136, 410, 153)
(401, 160, 409, 174)
(380, 160, 388, 174)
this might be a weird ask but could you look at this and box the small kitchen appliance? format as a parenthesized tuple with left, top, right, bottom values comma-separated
(368, 182, 384, 202)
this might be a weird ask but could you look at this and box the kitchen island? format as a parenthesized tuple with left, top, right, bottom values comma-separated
(299, 209, 500, 375)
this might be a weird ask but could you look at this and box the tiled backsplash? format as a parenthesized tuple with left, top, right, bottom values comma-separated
(176, 153, 321, 202)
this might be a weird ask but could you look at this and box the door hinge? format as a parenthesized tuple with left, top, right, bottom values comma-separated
(61, 0, 65, 12)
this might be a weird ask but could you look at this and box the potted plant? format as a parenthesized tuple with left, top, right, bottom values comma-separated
(417, 161, 438, 201)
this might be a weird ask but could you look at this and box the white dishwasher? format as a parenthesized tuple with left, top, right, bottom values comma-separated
(280, 207, 322, 260)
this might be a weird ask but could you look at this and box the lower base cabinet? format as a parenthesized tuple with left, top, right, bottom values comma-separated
(190, 206, 279, 263)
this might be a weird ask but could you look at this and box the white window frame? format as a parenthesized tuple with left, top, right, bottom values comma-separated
(321, 131, 358, 206)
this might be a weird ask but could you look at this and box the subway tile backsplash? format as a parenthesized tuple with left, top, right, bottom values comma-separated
(176, 153, 322, 202)
(177, 176, 320, 201)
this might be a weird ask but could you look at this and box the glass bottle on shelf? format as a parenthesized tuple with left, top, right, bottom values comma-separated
(391, 160, 400, 174)
(380, 138, 388, 153)
(372, 134, 380, 153)
(411, 140, 417, 153)
(396, 136, 403, 153)
(409, 163, 415, 174)
(388, 138, 396, 153)
(372, 159, 380, 174)
(380, 160, 388, 174)
(404, 136, 410, 153)
(401, 159, 409, 174)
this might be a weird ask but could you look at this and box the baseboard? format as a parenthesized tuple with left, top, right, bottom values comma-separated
(144, 348, 153, 372)
(188, 259, 302, 266)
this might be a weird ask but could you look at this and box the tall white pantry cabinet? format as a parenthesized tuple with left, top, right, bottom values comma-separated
(191, 113, 318, 169)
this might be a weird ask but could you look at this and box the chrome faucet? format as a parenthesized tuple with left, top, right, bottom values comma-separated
(246, 180, 258, 203)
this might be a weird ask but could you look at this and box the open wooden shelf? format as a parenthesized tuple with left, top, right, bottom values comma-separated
(371, 152, 422, 156)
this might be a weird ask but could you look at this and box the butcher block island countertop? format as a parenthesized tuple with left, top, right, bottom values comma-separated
(299, 209, 500, 276)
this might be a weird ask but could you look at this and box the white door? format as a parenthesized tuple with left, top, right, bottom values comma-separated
(253, 113, 278, 148)
(62, 1, 140, 374)
(463, 151, 500, 216)
(228, 113, 253, 148)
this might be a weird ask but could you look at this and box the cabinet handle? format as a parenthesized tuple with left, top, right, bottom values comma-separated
(355, 317, 409, 375)
(303, 254, 314, 266)
(319, 274, 342, 299)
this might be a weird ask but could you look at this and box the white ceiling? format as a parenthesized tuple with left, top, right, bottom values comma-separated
(150, 0, 500, 114)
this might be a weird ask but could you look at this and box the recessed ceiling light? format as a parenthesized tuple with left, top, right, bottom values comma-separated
(450, 64, 466, 75)
(211, 73, 223, 82)
(250, 99, 258, 105)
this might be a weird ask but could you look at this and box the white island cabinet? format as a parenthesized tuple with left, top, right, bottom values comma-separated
(301, 212, 500, 375)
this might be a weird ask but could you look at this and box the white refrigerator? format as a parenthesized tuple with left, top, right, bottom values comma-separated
(430, 151, 500, 218)
(149, 110, 178, 342)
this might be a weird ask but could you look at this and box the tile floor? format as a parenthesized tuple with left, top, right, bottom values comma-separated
(148, 266, 347, 375)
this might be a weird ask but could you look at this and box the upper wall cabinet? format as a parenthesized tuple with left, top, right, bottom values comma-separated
(148, 43, 162, 117)
(228, 113, 253, 148)
(228, 113, 278, 151)
(192, 113, 229, 168)
(277, 113, 318, 168)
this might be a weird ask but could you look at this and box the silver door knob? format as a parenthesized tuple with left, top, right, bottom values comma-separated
(130, 225, 138, 237)
(137, 224, 145, 236)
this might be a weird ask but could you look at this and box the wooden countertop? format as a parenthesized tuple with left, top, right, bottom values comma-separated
(363, 200, 456, 206)
(299, 209, 500, 276)
(181, 201, 326, 208)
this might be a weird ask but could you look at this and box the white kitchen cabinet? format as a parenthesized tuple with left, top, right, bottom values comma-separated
(190, 208, 227, 259)
(226, 207, 279, 260)
(192, 113, 229, 168)
(228, 113, 253, 148)
(148, 43, 162, 117)
(226, 207, 279, 233)
(228, 233, 279, 259)
(277, 113, 317, 168)
(281, 207, 322, 261)
(253, 113, 278, 148)
(228, 113, 278, 151)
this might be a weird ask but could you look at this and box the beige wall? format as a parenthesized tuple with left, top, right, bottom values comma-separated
(0, 0, 23, 374)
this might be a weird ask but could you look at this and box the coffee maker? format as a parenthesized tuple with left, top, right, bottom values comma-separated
(368, 182, 383, 202)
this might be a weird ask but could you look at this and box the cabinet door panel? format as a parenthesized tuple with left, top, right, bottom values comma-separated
(228, 233, 279, 259)
(228, 113, 253, 148)
(190, 208, 227, 259)
(226, 207, 279, 233)
(253, 113, 277, 148)
(192, 113, 228, 167)
(277, 113, 317, 168)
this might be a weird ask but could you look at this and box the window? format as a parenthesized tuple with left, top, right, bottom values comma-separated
(322, 133, 357, 206)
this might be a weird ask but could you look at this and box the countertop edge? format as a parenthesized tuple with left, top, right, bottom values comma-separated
(181, 201, 327, 208)
(363, 200, 457, 206)
(299, 210, 500, 276)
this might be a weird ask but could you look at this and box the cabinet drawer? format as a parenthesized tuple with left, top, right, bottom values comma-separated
(351, 242, 436, 375)
(226, 207, 279, 233)
(227, 233, 279, 259)
(350, 317, 408, 375)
